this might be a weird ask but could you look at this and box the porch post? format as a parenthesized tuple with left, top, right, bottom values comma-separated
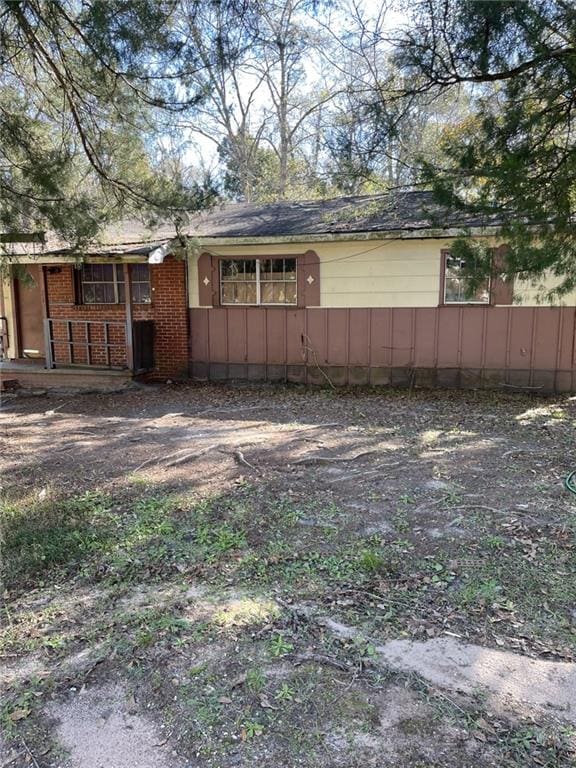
(38, 266, 53, 369)
(123, 263, 134, 371)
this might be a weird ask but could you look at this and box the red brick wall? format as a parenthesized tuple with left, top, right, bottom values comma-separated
(45, 257, 188, 378)
(147, 257, 189, 378)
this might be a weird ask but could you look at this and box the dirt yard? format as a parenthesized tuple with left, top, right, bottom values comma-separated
(1, 382, 575, 767)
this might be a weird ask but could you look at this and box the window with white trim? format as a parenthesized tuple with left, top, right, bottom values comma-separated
(80, 264, 151, 304)
(220, 258, 297, 305)
(444, 254, 490, 304)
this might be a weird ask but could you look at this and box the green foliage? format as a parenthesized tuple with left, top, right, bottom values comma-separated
(357, 548, 387, 575)
(1, 491, 116, 585)
(268, 633, 294, 657)
(396, 0, 576, 295)
(246, 667, 266, 693)
(0, 0, 217, 246)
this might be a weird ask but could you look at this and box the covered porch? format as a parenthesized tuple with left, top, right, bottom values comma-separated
(1, 246, 189, 388)
(2, 262, 154, 373)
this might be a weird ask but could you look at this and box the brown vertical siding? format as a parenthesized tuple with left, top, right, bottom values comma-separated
(189, 305, 576, 392)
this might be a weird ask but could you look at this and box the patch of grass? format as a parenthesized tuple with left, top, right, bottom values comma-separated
(246, 667, 266, 693)
(357, 548, 387, 575)
(132, 610, 191, 648)
(196, 522, 247, 560)
(1, 491, 116, 588)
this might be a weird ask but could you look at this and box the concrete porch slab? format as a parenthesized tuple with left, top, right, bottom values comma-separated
(0, 361, 133, 391)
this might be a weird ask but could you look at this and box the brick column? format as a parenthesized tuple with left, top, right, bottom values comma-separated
(149, 256, 189, 379)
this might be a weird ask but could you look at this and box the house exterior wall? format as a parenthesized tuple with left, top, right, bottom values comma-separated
(187, 237, 576, 391)
(40, 257, 188, 378)
(189, 238, 576, 308)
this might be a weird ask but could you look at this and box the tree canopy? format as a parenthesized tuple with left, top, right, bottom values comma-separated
(3, 0, 576, 296)
(392, 0, 576, 297)
(0, 0, 218, 247)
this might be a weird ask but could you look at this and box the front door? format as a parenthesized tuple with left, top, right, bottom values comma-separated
(15, 266, 45, 359)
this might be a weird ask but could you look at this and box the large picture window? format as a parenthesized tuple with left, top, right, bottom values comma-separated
(80, 264, 151, 304)
(220, 258, 297, 305)
(443, 254, 490, 304)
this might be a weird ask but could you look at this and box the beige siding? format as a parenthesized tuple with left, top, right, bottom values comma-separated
(514, 278, 576, 306)
(186, 236, 576, 309)
(189, 238, 449, 308)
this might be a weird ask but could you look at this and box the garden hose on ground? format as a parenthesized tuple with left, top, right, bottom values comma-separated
(565, 470, 576, 495)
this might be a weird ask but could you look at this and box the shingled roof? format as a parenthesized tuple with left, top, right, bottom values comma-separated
(185, 191, 503, 239)
(4, 191, 504, 257)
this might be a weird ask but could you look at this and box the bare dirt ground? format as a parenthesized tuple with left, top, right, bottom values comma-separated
(1, 382, 576, 767)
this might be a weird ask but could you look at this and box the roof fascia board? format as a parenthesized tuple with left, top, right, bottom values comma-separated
(194, 225, 504, 247)
(2, 253, 151, 265)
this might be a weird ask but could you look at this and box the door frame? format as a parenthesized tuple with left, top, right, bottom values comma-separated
(13, 264, 49, 359)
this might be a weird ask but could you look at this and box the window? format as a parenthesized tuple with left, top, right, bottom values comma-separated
(80, 264, 151, 304)
(443, 254, 490, 304)
(130, 264, 152, 304)
(220, 258, 297, 305)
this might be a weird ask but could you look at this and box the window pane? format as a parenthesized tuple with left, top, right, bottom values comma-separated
(83, 264, 95, 282)
(83, 285, 95, 303)
(260, 258, 296, 281)
(260, 259, 273, 280)
(221, 260, 256, 281)
(131, 264, 148, 282)
(133, 282, 151, 303)
(284, 259, 297, 280)
(90, 264, 103, 282)
(221, 260, 238, 280)
(261, 282, 274, 303)
(285, 282, 297, 303)
(221, 283, 235, 304)
(261, 281, 297, 305)
(103, 264, 115, 281)
(118, 282, 126, 303)
(238, 282, 257, 303)
(444, 277, 463, 303)
(444, 256, 489, 303)
(222, 281, 257, 304)
(93, 284, 105, 303)
(466, 280, 490, 302)
(103, 284, 116, 303)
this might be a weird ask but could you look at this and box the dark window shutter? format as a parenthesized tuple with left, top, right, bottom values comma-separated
(439, 249, 450, 304)
(491, 245, 514, 305)
(297, 250, 320, 307)
(198, 252, 215, 306)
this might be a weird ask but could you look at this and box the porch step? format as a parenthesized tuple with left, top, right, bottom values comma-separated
(0, 363, 133, 391)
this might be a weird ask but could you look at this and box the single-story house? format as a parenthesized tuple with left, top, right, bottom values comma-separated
(2, 191, 575, 391)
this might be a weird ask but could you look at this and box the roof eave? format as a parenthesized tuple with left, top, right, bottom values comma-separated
(192, 224, 504, 247)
